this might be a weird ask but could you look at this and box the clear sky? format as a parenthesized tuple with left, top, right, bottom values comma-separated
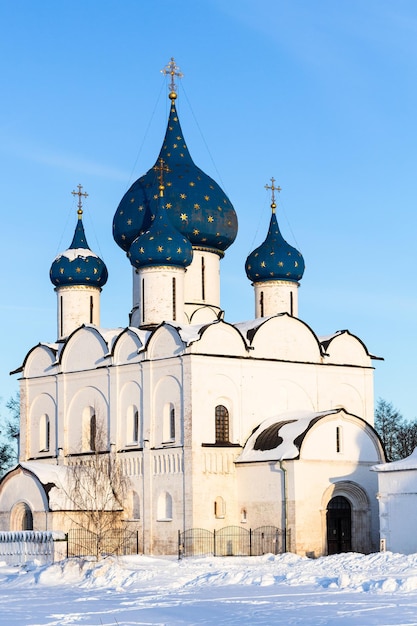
(0, 0, 416, 420)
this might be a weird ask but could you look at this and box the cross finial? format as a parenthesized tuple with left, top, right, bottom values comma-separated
(71, 184, 88, 217)
(161, 57, 183, 100)
(153, 158, 171, 197)
(265, 177, 281, 213)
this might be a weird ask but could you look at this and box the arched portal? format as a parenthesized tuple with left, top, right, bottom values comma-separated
(10, 502, 33, 531)
(326, 495, 351, 554)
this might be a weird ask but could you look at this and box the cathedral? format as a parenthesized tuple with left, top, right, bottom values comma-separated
(0, 60, 385, 556)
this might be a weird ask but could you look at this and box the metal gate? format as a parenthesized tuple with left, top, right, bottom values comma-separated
(178, 526, 286, 558)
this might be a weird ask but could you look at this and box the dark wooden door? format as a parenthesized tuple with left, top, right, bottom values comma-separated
(327, 495, 351, 554)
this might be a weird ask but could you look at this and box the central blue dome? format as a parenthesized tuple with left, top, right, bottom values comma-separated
(113, 97, 238, 256)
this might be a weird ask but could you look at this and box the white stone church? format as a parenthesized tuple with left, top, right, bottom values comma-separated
(0, 60, 386, 556)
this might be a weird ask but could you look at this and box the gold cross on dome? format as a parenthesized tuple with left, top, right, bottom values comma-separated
(265, 177, 281, 211)
(71, 184, 88, 216)
(153, 158, 171, 197)
(161, 57, 183, 94)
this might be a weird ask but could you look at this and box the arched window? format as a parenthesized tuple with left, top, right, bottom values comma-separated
(82, 406, 98, 452)
(90, 413, 97, 451)
(127, 405, 139, 445)
(157, 492, 173, 521)
(39, 414, 50, 452)
(215, 405, 229, 444)
(163, 403, 175, 442)
(214, 496, 226, 519)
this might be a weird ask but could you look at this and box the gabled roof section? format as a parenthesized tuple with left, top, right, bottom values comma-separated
(319, 329, 380, 366)
(13, 342, 59, 378)
(237, 409, 340, 463)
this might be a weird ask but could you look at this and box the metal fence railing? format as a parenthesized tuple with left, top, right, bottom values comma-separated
(67, 528, 140, 558)
(178, 526, 287, 559)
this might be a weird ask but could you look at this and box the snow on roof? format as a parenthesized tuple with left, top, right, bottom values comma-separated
(372, 447, 417, 472)
(233, 318, 271, 335)
(54, 248, 99, 262)
(237, 409, 339, 463)
(176, 322, 210, 345)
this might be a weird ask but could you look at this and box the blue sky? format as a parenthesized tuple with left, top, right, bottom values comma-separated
(0, 0, 416, 420)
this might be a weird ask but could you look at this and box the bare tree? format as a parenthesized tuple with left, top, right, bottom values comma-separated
(62, 418, 131, 559)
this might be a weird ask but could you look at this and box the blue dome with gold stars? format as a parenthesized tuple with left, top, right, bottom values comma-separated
(50, 213, 108, 288)
(113, 95, 237, 256)
(128, 184, 193, 269)
(245, 208, 305, 284)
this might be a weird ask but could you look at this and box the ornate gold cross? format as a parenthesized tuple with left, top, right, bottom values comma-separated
(265, 177, 281, 210)
(71, 184, 88, 216)
(161, 57, 183, 94)
(153, 158, 171, 197)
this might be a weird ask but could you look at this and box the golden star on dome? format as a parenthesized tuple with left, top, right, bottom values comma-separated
(173, 143, 178, 148)
(180, 213, 188, 221)
(193, 229, 200, 235)
(204, 195, 210, 201)
(60, 268, 64, 274)
(119, 210, 124, 215)
(157, 246, 164, 252)
(153, 194, 158, 200)
(278, 261, 284, 267)
(139, 247, 144, 253)
(194, 203, 200, 209)
(166, 203, 172, 209)
(295, 261, 298, 267)
(260, 261, 266, 268)
(75, 267, 81, 273)
(208, 216, 214, 223)
(93, 268, 98, 274)
(167, 181, 172, 186)
(180, 193, 187, 199)
(138, 205, 144, 211)
(189, 181, 195, 187)
(176, 136, 182, 140)
(177, 247, 182, 253)
(127, 219, 132, 225)
(130, 198, 135, 203)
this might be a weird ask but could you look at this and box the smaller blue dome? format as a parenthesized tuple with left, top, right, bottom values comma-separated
(245, 209, 305, 283)
(50, 215, 108, 288)
(128, 194, 193, 270)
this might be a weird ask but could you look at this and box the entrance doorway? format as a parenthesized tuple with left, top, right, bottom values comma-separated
(10, 502, 33, 531)
(327, 495, 351, 554)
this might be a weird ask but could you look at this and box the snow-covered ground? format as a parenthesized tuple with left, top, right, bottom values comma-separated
(2, 552, 417, 625)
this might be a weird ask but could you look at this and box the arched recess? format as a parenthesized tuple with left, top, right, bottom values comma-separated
(157, 492, 173, 521)
(28, 393, 56, 459)
(153, 376, 181, 447)
(321, 481, 371, 555)
(66, 387, 108, 454)
(214, 496, 226, 518)
(10, 502, 33, 530)
(119, 381, 142, 448)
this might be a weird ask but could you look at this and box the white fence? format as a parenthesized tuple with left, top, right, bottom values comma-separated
(0, 531, 67, 565)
